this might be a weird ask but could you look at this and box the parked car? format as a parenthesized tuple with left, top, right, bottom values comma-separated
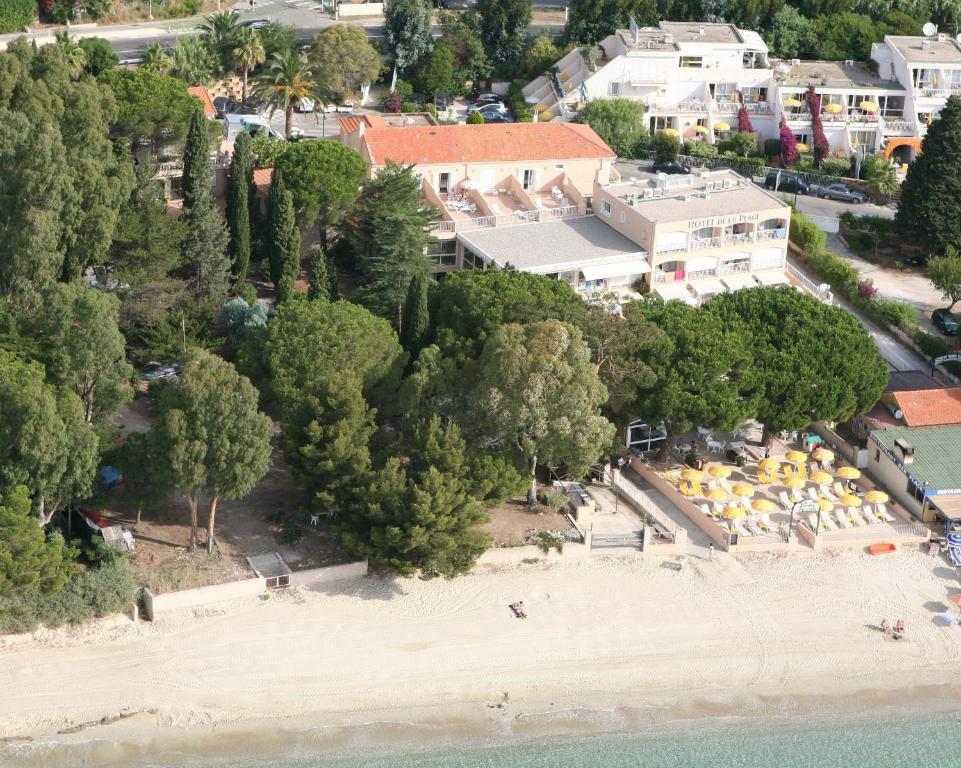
(764, 171, 809, 194)
(473, 92, 502, 106)
(240, 18, 270, 29)
(140, 362, 182, 382)
(653, 159, 692, 175)
(212, 96, 235, 118)
(933, 308, 961, 336)
(816, 182, 864, 203)
(294, 96, 315, 113)
(478, 110, 514, 123)
(434, 92, 454, 110)
(468, 100, 506, 114)
(236, 96, 268, 115)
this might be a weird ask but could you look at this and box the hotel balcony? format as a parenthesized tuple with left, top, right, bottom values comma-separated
(713, 100, 773, 115)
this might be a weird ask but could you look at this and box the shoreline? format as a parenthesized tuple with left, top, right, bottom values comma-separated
(6, 679, 961, 767)
(3, 548, 961, 764)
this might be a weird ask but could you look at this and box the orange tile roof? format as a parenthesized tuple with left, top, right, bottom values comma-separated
(186, 86, 216, 118)
(893, 388, 961, 427)
(361, 122, 615, 165)
(253, 167, 273, 197)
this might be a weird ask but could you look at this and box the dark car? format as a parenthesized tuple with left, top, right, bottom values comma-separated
(236, 97, 268, 115)
(474, 92, 502, 106)
(213, 96, 235, 118)
(140, 362, 182, 382)
(653, 160, 692, 175)
(817, 182, 864, 203)
(478, 110, 514, 123)
(239, 18, 270, 29)
(933, 308, 961, 336)
(765, 171, 809, 194)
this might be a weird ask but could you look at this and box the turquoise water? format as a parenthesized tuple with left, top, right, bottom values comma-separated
(143, 709, 961, 768)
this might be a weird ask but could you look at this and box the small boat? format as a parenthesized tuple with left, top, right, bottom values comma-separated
(868, 542, 897, 555)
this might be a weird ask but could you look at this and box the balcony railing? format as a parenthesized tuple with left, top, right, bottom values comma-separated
(653, 270, 683, 284)
(719, 260, 751, 274)
(881, 117, 913, 135)
(722, 232, 755, 246)
(758, 228, 787, 241)
(648, 100, 708, 114)
(429, 205, 579, 233)
(691, 236, 721, 250)
(687, 268, 718, 280)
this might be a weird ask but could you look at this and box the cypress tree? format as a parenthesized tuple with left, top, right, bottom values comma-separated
(328, 250, 339, 299)
(269, 188, 301, 304)
(307, 244, 328, 300)
(400, 270, 429, 353)
(266, 168, 287, 286)
(227, 132, 254, 283)
(180, 107, 230, 308)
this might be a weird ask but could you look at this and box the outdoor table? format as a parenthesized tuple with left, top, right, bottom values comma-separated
(696, 427, 711, 438)
(728, 441, 746, 451)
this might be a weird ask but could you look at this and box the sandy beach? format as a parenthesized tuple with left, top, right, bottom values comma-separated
(3, 546, 961, 764)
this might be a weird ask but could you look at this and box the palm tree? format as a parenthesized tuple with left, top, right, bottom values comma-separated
(55, 31, 86, 80)
(232, 27, 266, 102)
(253, 51, 321, 139)
(141, 42, 173, 75)
(201, 10, 241, 74)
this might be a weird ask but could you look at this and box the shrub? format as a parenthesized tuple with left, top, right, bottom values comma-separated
(808, 249, 860, 295)
(468, 454, 526, 505)
(651, 132, 680, 162)
(684, 141, 718, 158)
(820, 156, 852, 177)
(913, 328, 951, 358)
(0, 560, 135, 634)
(858, 279, 878, 299)
(790, 209, 828, 256)
(0, 0, 34, 32)
(400, 102, 422, 113)
(872, 298, 918, 329)
(764, 138, 781, 157)
(541, 488, 570, 512)
(466, 110, 484, 124)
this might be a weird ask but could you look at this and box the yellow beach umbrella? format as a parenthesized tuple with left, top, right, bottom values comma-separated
(824, 102, 843, 113)
(758, 457, 781, 471)
(840, 494, 862, 507)
(731, 483, 755, 499)
(714, 121, 731, 131)
(865, 490, 890, 504)
(724, 506, 748, 519)
(818, 498, 834, 513)
(837, 467, 861, 480)
(796, 143, 810, 152)
(784, 98, 803, 107)
(692, 124, 709, 134)
(810, 470, 833, 486)
(709, 465, 733, 479)
(860, 100, 879, 112)
(704, 487, 729, 501)
(811, 447, 835, 463)
(752, 498, 778, 513)
(785, 450, 807, 464)
(784, 476, 806, 490)
(680, 468, 704, 481)
(660, 128, 680, 137)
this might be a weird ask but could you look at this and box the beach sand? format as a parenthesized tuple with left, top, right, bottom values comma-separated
(3, 546, 961, 764)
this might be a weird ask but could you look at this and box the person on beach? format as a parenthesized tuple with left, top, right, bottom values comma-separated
(894, 619, 904, 639)
(709, 544, 714, 561)
(881, 619, 891, 636)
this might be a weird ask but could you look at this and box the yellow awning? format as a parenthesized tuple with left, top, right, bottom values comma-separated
(823, 103, 843, 113)
(783, 98, 803, 107)
(714, 122, 731, 131)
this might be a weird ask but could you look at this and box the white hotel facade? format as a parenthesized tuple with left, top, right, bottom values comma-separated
(524, 21, 959, 164)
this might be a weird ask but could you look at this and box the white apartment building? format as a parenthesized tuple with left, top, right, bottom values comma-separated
(524, 22, 958, 164)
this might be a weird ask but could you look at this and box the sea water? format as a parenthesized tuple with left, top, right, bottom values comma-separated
(138, 708, 961, 768)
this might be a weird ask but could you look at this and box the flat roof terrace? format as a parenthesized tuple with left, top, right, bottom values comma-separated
(776, 60, 905, 90)
(889, 35, 961, 64)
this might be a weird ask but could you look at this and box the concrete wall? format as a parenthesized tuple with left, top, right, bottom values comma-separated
(143, 561, 368, 618)
(866, 437, 925, 520)
(337, 2, 383, 17)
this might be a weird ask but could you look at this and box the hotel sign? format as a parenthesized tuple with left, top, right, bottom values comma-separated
(688, 213, 760, 230)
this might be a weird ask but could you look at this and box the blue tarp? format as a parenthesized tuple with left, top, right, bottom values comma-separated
(97, 466, 122, 488)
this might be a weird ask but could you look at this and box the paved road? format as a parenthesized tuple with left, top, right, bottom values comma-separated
(768, 189, 896, 222)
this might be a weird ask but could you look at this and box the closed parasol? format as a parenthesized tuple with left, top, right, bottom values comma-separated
(823, 103, 843, 113)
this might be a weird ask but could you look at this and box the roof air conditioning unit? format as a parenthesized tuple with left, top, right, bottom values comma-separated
(844, 59, 854, 67)
(921, 40, 931, 50)
(894, 437, 915, 464)
(723, 179, 733, 189)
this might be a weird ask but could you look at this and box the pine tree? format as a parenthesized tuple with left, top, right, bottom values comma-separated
(400, 270, 429, 353)
(307, 244, 328, 300)
(227, 132, 254, 284)
(269, 188, 301, 304)
(349, 162, 435, 322)
(180, 108, 230, 307)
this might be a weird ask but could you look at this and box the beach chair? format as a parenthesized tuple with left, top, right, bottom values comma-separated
(698, 503, 712, 518)
(847, 508, 863, 526)
(760, 513, 776, 532)
(877, 503, 896, 523)
(820, 512, 836, 531)
(732, 519, 749, 537)
(789, 488, 804, 503)
(858, 506, 877, 525)
(833, 481, 848, 499)
(744, 519, 762, 536)
(833, 509, 852, 529)
(821, 486, 839, 503)
(719, 477, 732, 492)
(807, 513, 822, 533)
(777, 490, 793, 511)
(807, 487, 821, 503)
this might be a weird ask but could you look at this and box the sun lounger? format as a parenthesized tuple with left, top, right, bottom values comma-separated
(833, 481, 849, 499)
(847, 508, 862, 526)
(807, 513, 823, 533)
(744, 519, 762, 536)
(877, 503, 896, 523)
(820, 512, 836, 531)
(777, 490, 793, 511)
(760, 513, 776, 532)
(699, 503, 713, 518)
(858, 506, 877, 525)
(834, 509, 852, 529)
(949, 547, 961, 567)
(719, 477, 732, 492)
(821, 486, 839, 503)
(790, 488, 804, 503)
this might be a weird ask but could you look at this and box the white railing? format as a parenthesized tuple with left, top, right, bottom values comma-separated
(722, 232, 755, 246)
(881, 117, 913, 135)
(787, 262, 832, 303)
(758, 228, 787, 241)
(540, 204, 580, 220)
(430, 206, 578, 233)
(686, 268, 718, 280)
(691, 236, 721, 250)
(431, 220, 455, 232)
(719, 260, 751, 274)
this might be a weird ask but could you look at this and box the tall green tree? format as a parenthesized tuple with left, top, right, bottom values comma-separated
(274, 140, 367, 244)
(439, 10, 492, 83)
(78, 37, 119, 76)
(227, 132, 254, 284)
(467, 320, 615, 505)
(233, 27, 266, 102)
(425, 43, 455, 97)
(400, 271, 430, 353)
(253, 50, 322, 139)
(929, 246, 961, 311)
(171, 35, 219, 86)
(384, 0, 434, 72)
(349, 162, 436, 323)
(269, 187, 301, 304)
(620, 299, 759, 457)
(706, 286, 887, 446)
(897, 96, 961, 254)
(308, 26, 381, 104)
(476, 0, 531, 73)
(153, 350, 271, 552)
(140, 42, 173, 75)
(180, 109, 231, 308)
(201, 10, 242, 75)
(0, 486, 75, 606)
(307, 245, 329, 301)
(564, 0, 657, 44)
(339, 415, 489, 576)
(764, 6, 816, 59)
(0, 350, 98, 524)
(32, 283, 134, 425)
(54, 31, 86, 79)
(577, 98, 647, 156)
(99, 68, 199, 149)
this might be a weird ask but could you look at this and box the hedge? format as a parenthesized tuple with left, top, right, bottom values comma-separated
(0, 0, 35, 33)
(0, 559, 135, 635)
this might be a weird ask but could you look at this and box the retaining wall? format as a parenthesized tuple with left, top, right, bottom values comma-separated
(337, 2, 383, 16)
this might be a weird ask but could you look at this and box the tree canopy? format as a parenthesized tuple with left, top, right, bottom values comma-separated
(476, 0, 531, 73)
(384, 0, 434, 72)
(308, 26, 381, 104)
(564, 0, 657, 44)
(99, 68, 200, 148)
(578, 98, 647, 157)
(928, 246, 961, 311)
